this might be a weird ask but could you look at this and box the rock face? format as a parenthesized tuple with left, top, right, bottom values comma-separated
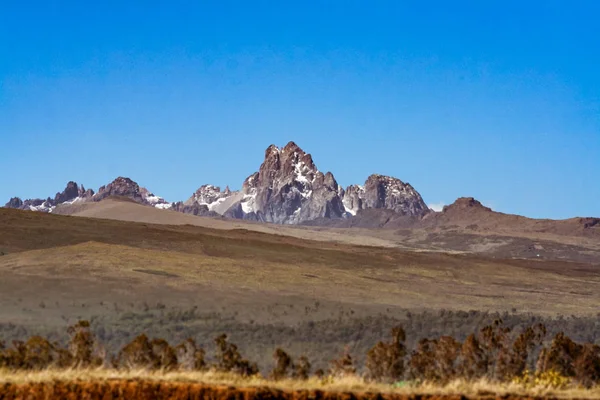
(5, 197, 24, 209)
(361, 174, 429, 216)
(94, 177, 145, 203)
(93, 177, 172, 209)
(341, 175, 429, 218)
(170, 201, 219, 217)
(54, 181, 80, 204)
(341, 185, 365, 216)
(224, 141, 346, 224)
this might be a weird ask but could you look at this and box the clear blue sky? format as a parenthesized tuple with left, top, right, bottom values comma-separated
(1, 1, 598, 219)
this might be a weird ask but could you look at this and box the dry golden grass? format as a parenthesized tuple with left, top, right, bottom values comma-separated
(1, 369, 600, 399)
(2, 239, 600, 315)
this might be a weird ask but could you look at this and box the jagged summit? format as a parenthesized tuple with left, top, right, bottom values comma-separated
(226, 142, 345, 224)
(4, 181, 93, 213)
(93, 177, 171, 209)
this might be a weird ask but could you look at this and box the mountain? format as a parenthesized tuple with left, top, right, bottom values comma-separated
(3, 178, 171, 213)
(222, 141, 346, 224)
(23, 141, 600, 233)
(341, 174, 429, 217)
(169, 184, 235, 217)
(4, 181, 94, 213)
(92, 177, 172, 209)
(419, 197, 600, 238)
(0, 142, 459, 224)
(4, 141, 599, 260)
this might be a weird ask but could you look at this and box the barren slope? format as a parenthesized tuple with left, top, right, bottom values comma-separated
(52, 197, 600, 264)
(1, 207, 600, 323)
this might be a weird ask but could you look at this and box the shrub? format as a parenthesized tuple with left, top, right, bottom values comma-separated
(67, 320, 104, 368)
(478, 319, 512, 380)
(213, 334, 258, 377)
(1, 336, 70, 370)
(151, 338, 178, 371)
(175, 338, 206, 371)
(457, 334, 487, 380)
(505, 323, 546, 379)
(113, 334, 176, 370)
(537, 332, 600, 387)
(366, 326, 407, 383)
(329, 346, 356, 377)
(293, 355, 311, 380)
(573, 344, 600, 387)
(270, 348, 293, 380)
(409, 336, 461, 383)
(537, 332, 581, 378)
(513, 369, 570, 389)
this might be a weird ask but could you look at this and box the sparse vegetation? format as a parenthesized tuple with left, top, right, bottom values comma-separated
(2, 319, 600, 392)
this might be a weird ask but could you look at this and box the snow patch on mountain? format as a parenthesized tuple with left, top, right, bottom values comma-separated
(341, 185, 365, 216)
(184, 184, 235, 215)
(29, 201, 54, 213)
(429, 202, 445, 212)
(241, 191, 257, 214)
(294, 160, 313, 185)
(140, 191, 172, 209)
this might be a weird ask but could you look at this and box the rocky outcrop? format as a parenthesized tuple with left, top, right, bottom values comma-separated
(93, 177, 171, 209)
(54, 181, 80, 204)
(339, 175, 429, 218)
(170, 201, 219, 217)
(341, 185, 364, 216)
(361, 174, 429, 216)
(5, 197, 24, 209)
(225, 141, 346, 224)
(442, 197, 491, 213)
(94, 177, 145, 203)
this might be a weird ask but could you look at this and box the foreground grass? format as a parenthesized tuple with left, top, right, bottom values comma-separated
(2, 369, 600, 399)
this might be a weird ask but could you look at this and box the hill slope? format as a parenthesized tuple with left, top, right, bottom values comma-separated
(1, 207, 599, 322)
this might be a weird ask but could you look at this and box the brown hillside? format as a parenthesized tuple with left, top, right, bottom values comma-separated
(1, 207, 600, 321)
(421, 197, 600, 238)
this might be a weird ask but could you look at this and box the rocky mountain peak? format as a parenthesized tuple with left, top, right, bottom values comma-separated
(339, 174, 429, 217)
(342, 185, 365, 216)
(53, 181, 93, 205)
(443, 197, 491, 213)
(5, 197, 24, 209)
(94, 177, 142, 202)
(230, 142, 345, 223)
(94, 177, 171, 209)
(4, 180, 93, 213)
(186, 185, 232, 208)
(282, 140, 304, 154)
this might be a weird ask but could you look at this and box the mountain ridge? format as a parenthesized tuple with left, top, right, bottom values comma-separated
(4, 142, 598, 230)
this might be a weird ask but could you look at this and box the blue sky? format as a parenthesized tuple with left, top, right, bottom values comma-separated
(1, 1, 598, 219)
